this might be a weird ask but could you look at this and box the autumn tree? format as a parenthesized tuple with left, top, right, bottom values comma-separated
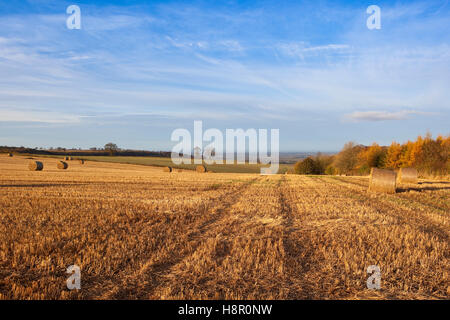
(413, 133, 448, 175)
(384, 142, 403, 169)
(399, 140, 415, 167)
(443, 135, 450, 174)
(333, 142, 363, 175)
(313, 152, 334, 174)
(294, 157, 319, 174)
(356, 143, 386, 174)
(331, 133, 449, 177)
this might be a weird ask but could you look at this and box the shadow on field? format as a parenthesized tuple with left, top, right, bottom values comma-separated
(419, 181, 450, 185)
(397, 186, 450, 193)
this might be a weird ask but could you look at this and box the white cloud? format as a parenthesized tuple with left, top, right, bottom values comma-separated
(277, 42, 351, 59)
(219, 40, 244, 52)
(344, 110, 435, 122)
(302, 44, 350, 52)
(166, 37, 244, 53)
(0, 110, 82, 123)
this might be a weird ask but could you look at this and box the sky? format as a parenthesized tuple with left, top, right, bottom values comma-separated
(0, 0, 449, 152)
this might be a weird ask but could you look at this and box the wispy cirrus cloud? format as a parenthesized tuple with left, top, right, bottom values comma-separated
(277, 42, 351, 59)
(0, 109, 82, 123)
(344, 110, 437, 122)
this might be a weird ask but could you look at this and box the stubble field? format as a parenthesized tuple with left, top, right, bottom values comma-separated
(0, 154, 448, 299)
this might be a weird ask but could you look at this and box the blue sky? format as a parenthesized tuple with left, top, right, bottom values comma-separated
(0, 0, 449, 152)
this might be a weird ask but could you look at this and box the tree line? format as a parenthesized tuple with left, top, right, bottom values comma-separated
(294, 133, 450, 177)
(0, 143, 171, 158)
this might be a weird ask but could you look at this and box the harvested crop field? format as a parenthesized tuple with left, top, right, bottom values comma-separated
(0, 155, 448, 300)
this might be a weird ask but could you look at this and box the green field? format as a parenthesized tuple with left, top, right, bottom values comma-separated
(27, 154, 293, 174)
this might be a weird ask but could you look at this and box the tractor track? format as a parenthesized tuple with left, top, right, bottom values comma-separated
(316, 176, 449, 243)
(99, 177, 260, 299)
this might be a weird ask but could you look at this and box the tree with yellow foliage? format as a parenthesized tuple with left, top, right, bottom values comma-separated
(384, 142, 403, 169)
(399, 140, 415, 167)
(443, 135, 450, 174)
(335, 133, 449, 176)
(356, 143, 386, 174)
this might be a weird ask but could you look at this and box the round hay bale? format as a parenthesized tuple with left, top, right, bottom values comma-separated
(368, 168, 396, 194)
(28, 161, 43, 171)
(196, 165, 207, 173)
(64, 156, 69, 161)
(78, 159, 85, 165)
(8, 153, 13, 157)
(57, 161, 68, 170)
(163, 166, 172, 173)
(68, 156, 73, 161)
(398, 167, 418, 184)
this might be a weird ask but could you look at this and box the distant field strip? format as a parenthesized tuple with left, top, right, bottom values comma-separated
(27, 154, 293, 174)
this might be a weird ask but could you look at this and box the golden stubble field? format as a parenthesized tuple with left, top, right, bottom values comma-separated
(0, 154, 448, 299)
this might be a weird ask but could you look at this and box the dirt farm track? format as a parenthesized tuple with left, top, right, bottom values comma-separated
(0, 154, 448, 299)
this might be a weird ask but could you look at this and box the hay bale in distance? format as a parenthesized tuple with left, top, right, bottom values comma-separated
(68, 157, 73, 161)
(163, 166, 172, 173)
(57, 161, 68, 170)
(196, 165, 207, 173)
(177, 169, 183, 173)
(78, 159, 85, 165)
(64, 156, 69, 161)
(398, 168, 418, 184)
(368, 168, 396, 194)
(28, 161, 43, 171)
(8, 153, 13, 157)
